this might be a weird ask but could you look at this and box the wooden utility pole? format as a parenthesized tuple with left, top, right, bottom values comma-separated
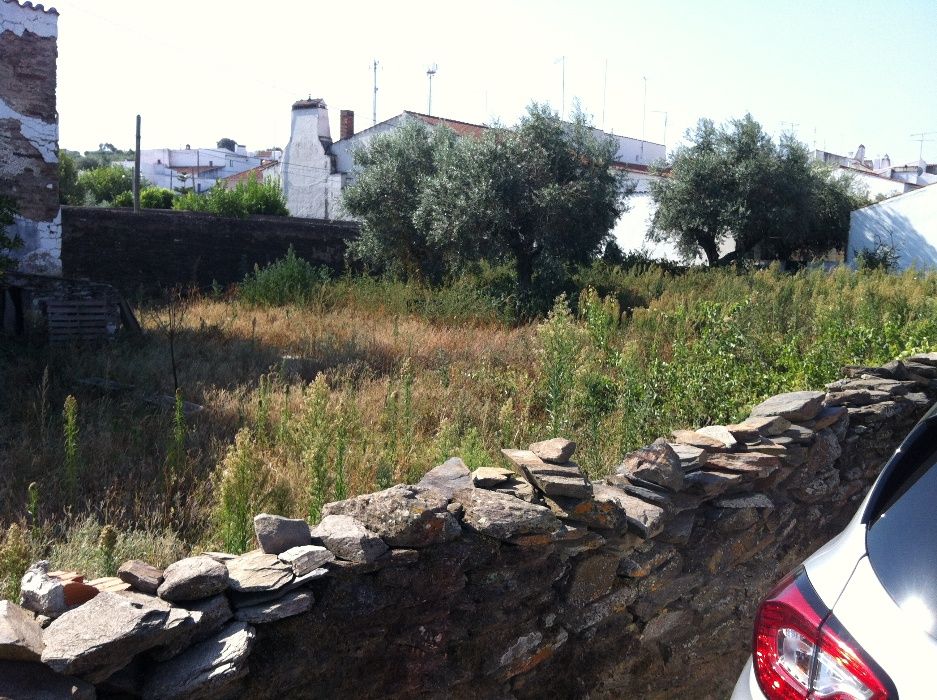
(133, 114, 141, 212)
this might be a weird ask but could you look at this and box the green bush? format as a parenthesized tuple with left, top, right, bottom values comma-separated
(141, 187, 176, 209)
(0, 195, 22, 274)
(78, 164, 135, 205)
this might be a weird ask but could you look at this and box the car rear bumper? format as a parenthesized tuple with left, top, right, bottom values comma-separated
(731, 657, 767, 700)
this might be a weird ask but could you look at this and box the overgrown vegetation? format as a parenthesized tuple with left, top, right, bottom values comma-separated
(344, 103, 631, 316)
(2, 262, 936, 586)
(174, 176, 288, 218)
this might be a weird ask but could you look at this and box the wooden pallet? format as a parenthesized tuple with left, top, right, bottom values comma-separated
(45, 299, 110, 343)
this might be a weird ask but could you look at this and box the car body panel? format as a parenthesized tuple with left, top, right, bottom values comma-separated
(828, 554, 937, 698)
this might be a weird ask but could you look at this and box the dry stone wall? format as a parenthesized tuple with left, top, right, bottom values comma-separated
(3, 355, 937, 699)
(0, 0, 60, 275)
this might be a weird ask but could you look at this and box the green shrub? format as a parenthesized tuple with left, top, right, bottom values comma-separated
(141, 187, 175, 209)
(0, 195, 22, 274)
(78, 164, 134, 205)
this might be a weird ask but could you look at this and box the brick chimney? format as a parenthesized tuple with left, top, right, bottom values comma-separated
(340, 110, 355, 140)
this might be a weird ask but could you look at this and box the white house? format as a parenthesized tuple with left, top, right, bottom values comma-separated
(848, 184, 937, 270)
(125, 147, 269, 194)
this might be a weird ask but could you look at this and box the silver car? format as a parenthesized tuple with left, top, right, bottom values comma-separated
(733, 401, 937, 699)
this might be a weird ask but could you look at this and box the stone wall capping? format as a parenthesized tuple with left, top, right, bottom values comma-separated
(4, 355, 934, 697)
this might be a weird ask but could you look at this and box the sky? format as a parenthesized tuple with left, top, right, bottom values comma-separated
(51, 0, 937, 165)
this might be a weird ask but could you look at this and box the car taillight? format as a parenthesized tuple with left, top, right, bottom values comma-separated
(753, 569, 892, 700)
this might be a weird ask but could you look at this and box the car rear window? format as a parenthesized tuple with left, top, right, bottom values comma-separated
(866, 415, 937, 633)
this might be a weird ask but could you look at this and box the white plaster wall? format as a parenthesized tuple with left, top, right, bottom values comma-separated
(330, 118, 402, 180)
(281, 107, 334, 218)
(848, 184, 937, 270)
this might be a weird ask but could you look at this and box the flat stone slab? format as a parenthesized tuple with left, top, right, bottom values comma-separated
(529, 437, 577, 464)
(471, 467, 515, 488)
(278, 545, 334, 576)
(803, 405, 847, 430)
(416, 457, 472, 497)
(41, 591, 175, 682)
(228, 568, 328, 608)
(234, 590, 314, 624)
(501, 449, 593, 499)
(749, 391, 825, 422)
(118, 560, 164, 595)
(683, 470, 745, 497)
(615, 439, 683, 492)
(736, 415, 792, 437)
(493, 476, 539, 503)
(322, 484, 461, 548)
(696, 426, 740, 450)
(668, 442, 709, 469)
(158, 555, 229, 602)
(253, 513, 312, 555)
(226, 550, 294, 594)
(703, 452, 780, 479)
(311, 514, 389, 563)
(0, 600, 44, 661)
(142, 621, 256, 700)
(454, 487, 562, 540)
(670, 429, 731, 451)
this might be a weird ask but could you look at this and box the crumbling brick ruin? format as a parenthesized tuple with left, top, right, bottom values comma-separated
(0, 0, 60, 275)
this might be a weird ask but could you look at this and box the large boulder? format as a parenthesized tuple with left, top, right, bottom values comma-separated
(322, 484, 461, 547)
(158, 556, 229, 602)
(253, 514, 311, 555)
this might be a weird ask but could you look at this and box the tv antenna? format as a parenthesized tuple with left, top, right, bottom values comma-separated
(372, 59, 379, 126)
(426, 64, 438, 115)
(651, 110, 668, 155)
(910, 131, 936, 161)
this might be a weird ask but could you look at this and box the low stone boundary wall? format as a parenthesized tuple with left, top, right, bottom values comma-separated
(3, 354, 937, 699)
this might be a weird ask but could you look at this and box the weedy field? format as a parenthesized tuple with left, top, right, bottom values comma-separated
(3, 258, 937, 598)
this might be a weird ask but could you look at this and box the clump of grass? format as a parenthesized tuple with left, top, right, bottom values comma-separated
(62, 394, 80, 503)
(239, 246, 330, 307)
(0, 524, 32, 601)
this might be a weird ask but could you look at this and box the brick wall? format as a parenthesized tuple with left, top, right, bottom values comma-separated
(61, 206, 357, 294)
(0, 0, 60, 275)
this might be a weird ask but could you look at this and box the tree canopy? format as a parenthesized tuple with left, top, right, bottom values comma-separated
(217, 138, 237, 152)
(174, 175, 288, 218)
(649, 114, 866, 265)
(343, 103, 631, 313)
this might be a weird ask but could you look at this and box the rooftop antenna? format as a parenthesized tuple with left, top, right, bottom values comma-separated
(372, 59, 379, 126)
(426, 63, 438, 116)
(641, 76, 647, 162)
(601, 58, 608, 132)
(911, 131, 937, 161)
(554, 56, 566, 119)
(651, 110, 668, 156)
